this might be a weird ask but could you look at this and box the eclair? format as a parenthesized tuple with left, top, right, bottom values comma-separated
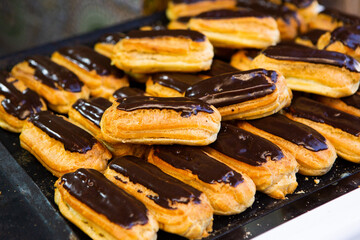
(69, 97, 148, 157)
(317, 93, 360, 118)
(20, 111, 111, 177)
(309, 8, 360, 31)
(112, 30, 214, 74)
(185, 69, 292, 120)
(94, 32, 126, 58)
(55, 168, 158, 240)
(104, 156, 213, 239)
(11, 55, 89, 113)
(0, 72, 46, 132)
(204, 123, 299, 199)
(100, 96, 221, 145)
(295, 29, 327, 47)
(109, 86, 146, 102)
(188, 9, 280, 49)
(251, 44, 360, 98)
(51, 45, 129, 98)
(230, 49, 261, 71)
(238, 114, 337, 176)
(286, 97, 360, 163)
(148, 145, 256, 215)
(166, 0, 237, 21)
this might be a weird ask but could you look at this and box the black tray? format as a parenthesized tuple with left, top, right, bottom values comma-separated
(1, 12, 360, 240)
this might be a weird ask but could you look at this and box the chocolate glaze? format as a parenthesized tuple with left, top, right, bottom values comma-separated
(322, 8, 360, 26)
(72, 98, 112, 128)
(28, 111, 97, 153)
(288, 97, 360, 137)
(154, 145, 244, 187)
(172, 0, 216, 3)
(26, 55, 83, 92)
(298, 29, 327, 45)
(327, 26, 360, 50)
(116, 96, 214, 118)
(342, 94, 360, 109)
(202, 59, 239, 77)
(176, 16, 192, 23)
(0, 72, 43, 120)
(185, 69, 277, 108)
(151, 72, 203, 93)
(98, 32, 126, 44)
(250, 114, 328, 152)
(60, 168, 149, 228)
(194, 9, 267, 20)
(262, 44, 360, 72)
(57, 45, 124, 78)
(211, 123, 284, 166)
(110, 156, 202, 209)
(126, 30, 206, 42)
(113, 87, 145, 99)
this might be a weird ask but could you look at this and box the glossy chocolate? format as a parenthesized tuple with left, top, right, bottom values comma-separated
(185, 69, 277, 108)
(113, 87, 145, 99)
(26, 55, 83, 92)
(322, 8, 360, 26)
(250, 114, 328, 152)
(262, 44, 360, 72)
(72, 98, 112, 128)
(60, 168, 149, 228)
(110, 156, 202, 209)
(342, 94, 360, 109)
(28, 111, 97, 153)
(151, 72, 203, 93)
(194, 9, 267, 20)
(327, 26, 360, 50)
(57, 45, 124, 78)
(116, 96, 214, 118)
(298, 29, 327, 45)
(98, 32, 126, 44)
(0, 72, 43, 120)
(288, 97, 360, 137)
(202, 59, 238, 77)
(126, 29, 206, 42)
(154, 145, 244, 187)
(210, 123, 284, 166)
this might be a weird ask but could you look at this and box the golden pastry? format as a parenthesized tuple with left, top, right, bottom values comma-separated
(94, 32, 126, 58)
(230, 49, 261, 71)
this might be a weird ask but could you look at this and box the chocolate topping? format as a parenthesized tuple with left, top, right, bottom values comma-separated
(151, 72, 203, 93)
(113, 87, 145, 99)
(194, 9, 267, 20)
(298, 29, 327, 45)
(249, 114, 328, 152)
(342, 94, 360, 109)
(176, 16, 192, 23)
(288, 97, 360, 137)
(154, 145, 244, 187)
(28, 111, 97, 153)
(210, 123, 284, 166)
(98, 32, 126, 44)
(322, 8, 360, 26)
(126, 30, 206, 42)
(185, 69, 277, 108)
(110, 156, 202, 209)
(202, 59, 239, 77)
(116, 96, 214, 118)
(172, 0, 216, 4)
(328, 26, 360, 50)
(57, 45, 124, 78)
(262, 44, 360, 72)
(60, 168, 149, 228)
(72, 98, 112, 128)
(0, 72, 43, 120)
(26, 55, 83, 92)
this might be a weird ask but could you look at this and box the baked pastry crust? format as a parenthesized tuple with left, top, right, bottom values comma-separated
(230, 49, 260, 71)
(309, 8, 360, 31)
(94, 32, 126, 58)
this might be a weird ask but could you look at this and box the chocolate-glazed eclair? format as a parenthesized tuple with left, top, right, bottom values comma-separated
(286, 97, 360, 163)
(166, 0, 237, 21)
(0, 72, 46, 132)
(238, 114, 337, 176)
(94, 32, 126, 58)
(11, 55, 89, 113)
(104, 156, 213, 239)
(20, 111, 111, 177)
(295, 29, 327, 47)
(69, 97, 148, 157)
(112, 30, 214, 74)
(204, 123, 299, 199)
(317, 26, 360, 61)
(251, 44, 360, 98)
(230, 49, 261, 71)
(188, 9, 280, 49)
(100, 96, 221, 145)
(317, 92, 360, 118)
(185, 69, 292, 120)
(55, 168, 158, 240)
(148, 145, 256, 215)
(51, 45, 129, 98)
(109, 86, 146, 102)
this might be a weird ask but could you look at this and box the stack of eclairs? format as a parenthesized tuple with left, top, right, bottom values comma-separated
(2, 0, 360, 239)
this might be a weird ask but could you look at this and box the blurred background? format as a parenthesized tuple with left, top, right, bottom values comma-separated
(0, 0, 359, 57)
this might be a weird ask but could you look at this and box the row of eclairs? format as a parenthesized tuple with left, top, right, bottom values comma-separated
(1, 0, 360, 239)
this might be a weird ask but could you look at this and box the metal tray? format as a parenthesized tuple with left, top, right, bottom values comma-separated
(1, 12, 360, 240)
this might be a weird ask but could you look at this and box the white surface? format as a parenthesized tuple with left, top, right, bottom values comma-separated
(254, 188, 360, 240)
